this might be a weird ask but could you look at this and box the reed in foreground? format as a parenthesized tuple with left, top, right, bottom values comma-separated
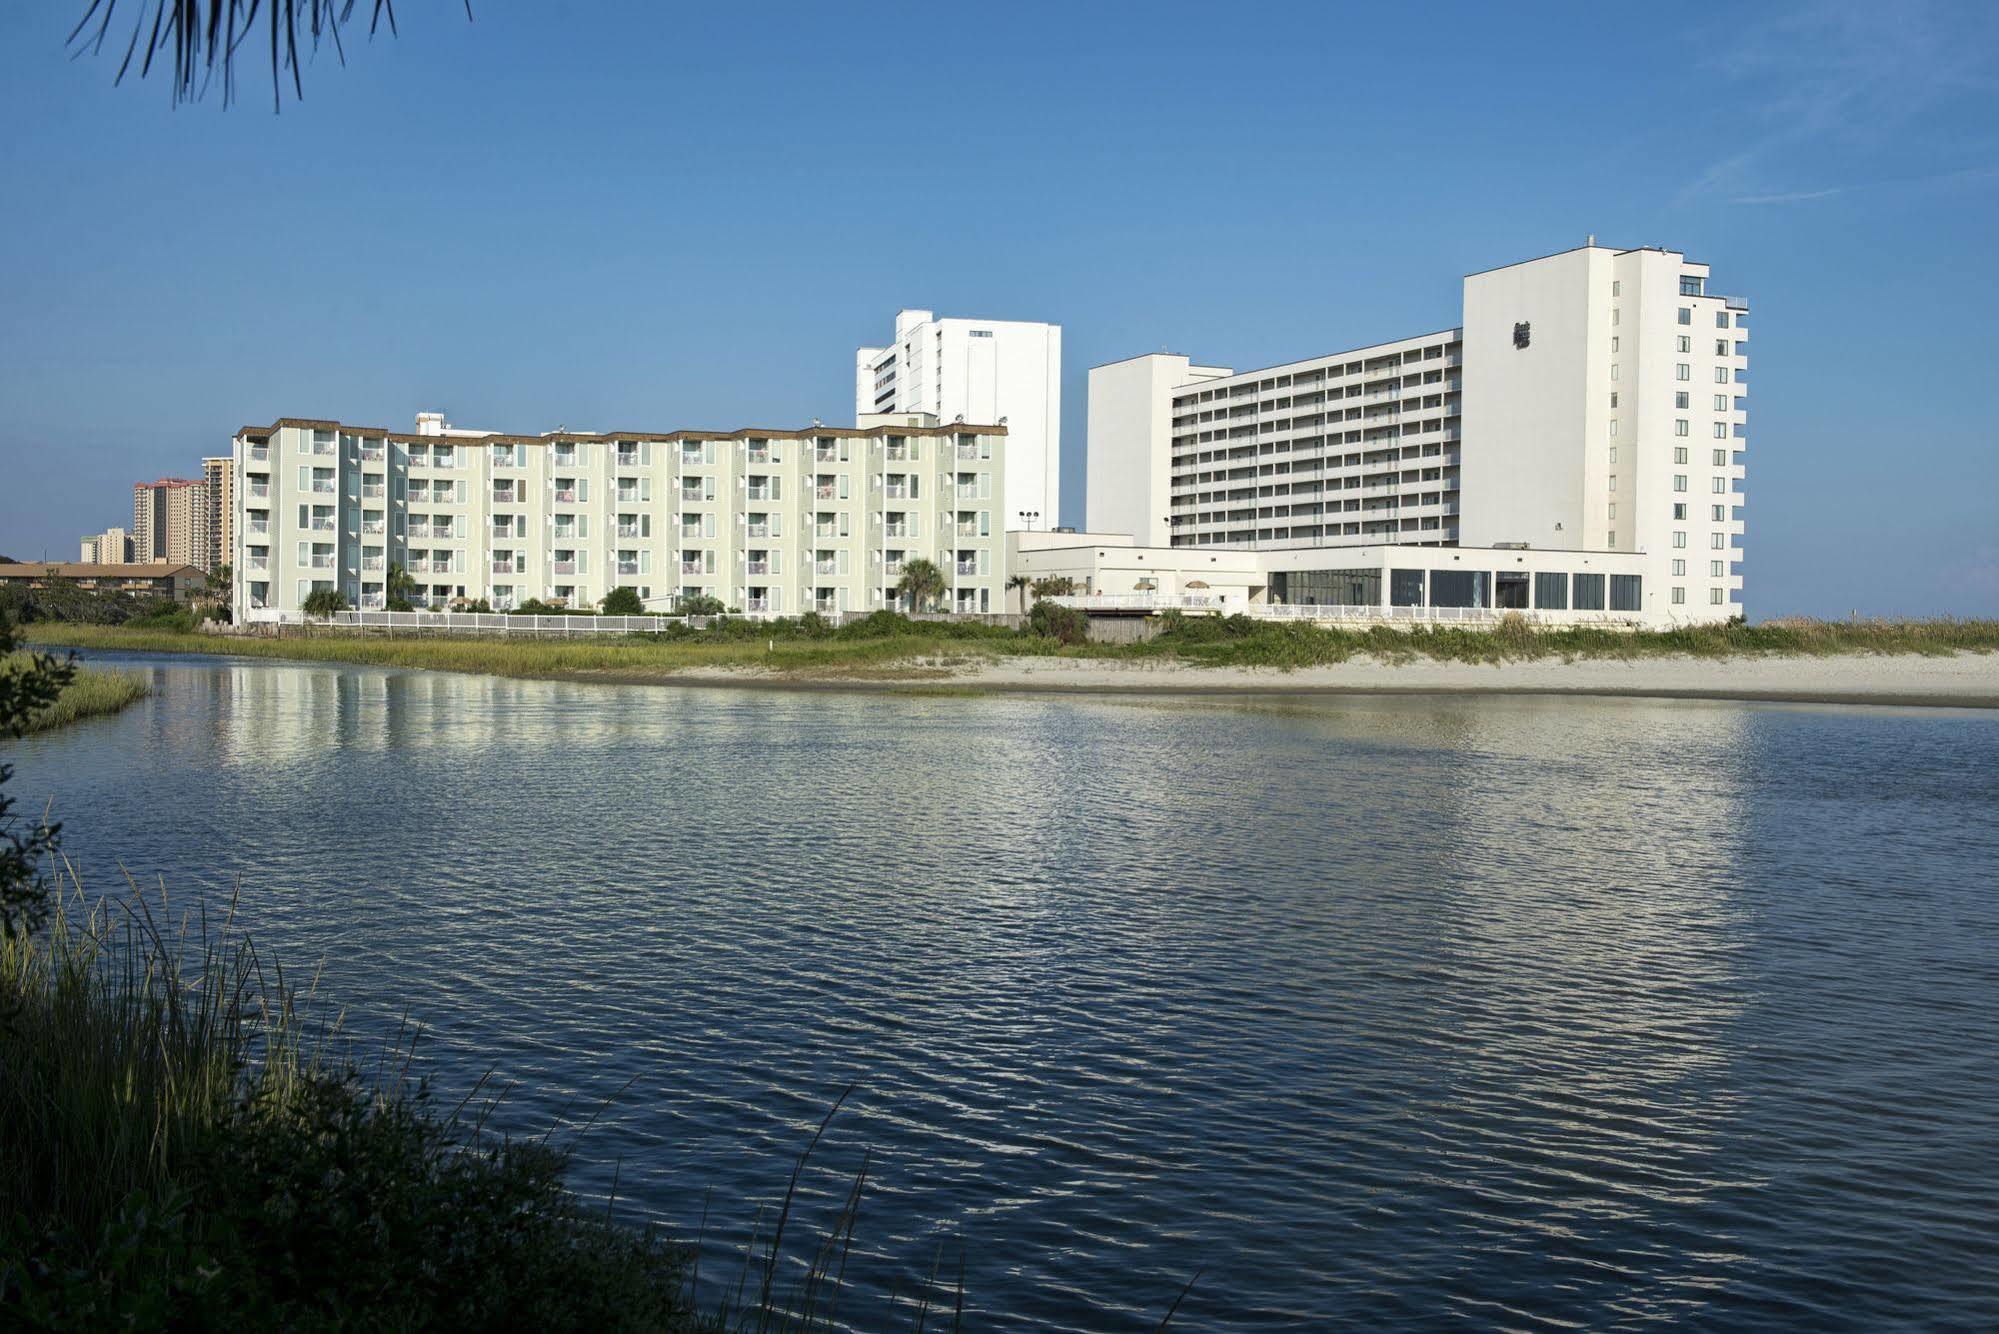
(1, 653, 148, 733)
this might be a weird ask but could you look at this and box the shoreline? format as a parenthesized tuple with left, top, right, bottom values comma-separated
(32, 627, 1999, 709)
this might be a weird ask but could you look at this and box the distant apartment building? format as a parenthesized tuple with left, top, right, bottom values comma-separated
(0, 561, 206, 602)
(132, 477, 210, 569)
(857, 309, 1060, 534)
(202, 455, 235, 574)
(1086, 242, 1748, 622)
(229, 414, 1008, 616)
(79, 526, 133, 564)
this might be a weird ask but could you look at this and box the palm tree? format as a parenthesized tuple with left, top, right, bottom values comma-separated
(1006, 573, 1032, 613)
(895, 558, 946, 614)
(385, 562, 417, 611)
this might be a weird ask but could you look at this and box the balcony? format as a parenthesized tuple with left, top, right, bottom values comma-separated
(680, 561, 704, 576)
(311, 480, 336, 495)
(430, 452, 455, 470)
(885, 485, 909, 500)
(955, 444, 980, 461)
(617, 524, 642, 539)
(815, 560, 836, 576)
(361, 519, 385, 535)
(815, 523, 838, 539)
(815, 598, 838, 614)
(745, 597, 770, 613)
(361, 557, 384, 572)
(362, 483, 385, 500)
(491, 558, 520, 575)
(310, 440, 336, 457)
(886, 444, 910, 462)
(680, 488, 705, 503)
(956, 561, 978, 576)
(616, 561, 640, 577)
(884, 525, 910, 540)
(884, 560, 903, 577)
(616, 488, 640, 505)
(815, 446, 838, 463)
(360, 445, 385, 463)
(956, 522, 979, 537)
(309, 518, 336, 533)
(248, 445, 269, 463)
(746, 560, 769, 575)
(816, 484, 838, 500)
(746, 523, 770, 538)
(247, 519, 269, 537)
(492, 486, 516, 504)
(553, 488, 577, 503)
(309, 555, 334, 570)
(616, 449, 640, 468)
(552, 559, 578, 575)
(747, 447, 772, 465)
(955, 486, 978, 500)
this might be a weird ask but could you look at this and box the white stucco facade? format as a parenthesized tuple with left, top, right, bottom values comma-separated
(857, 309, 1061, 534)
(1083, 243, 1749, 623)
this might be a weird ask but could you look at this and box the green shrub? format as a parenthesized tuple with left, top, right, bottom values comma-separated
(599, 587, 644, 616)
(674, 593, 726, 618)
(300, 588, 349, 617)
(1027, 599, 1089, 645)
(125, 600, 194, 633)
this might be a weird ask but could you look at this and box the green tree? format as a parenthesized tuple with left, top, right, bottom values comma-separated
(895, 558, 946, 614)
(674, 593, 726, 617)
(301, 587, 349, 617)
(1028, 599, 1089, 645)
(385, 562, 417, 612)
(1006, 573, 1032, 612)
(1030, 575, 1077, 599)
(600, 586, 644, 616)
(1, 612, 74, 941)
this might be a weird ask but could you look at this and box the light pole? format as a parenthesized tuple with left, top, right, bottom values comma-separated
(1017, 509, 1041, 532)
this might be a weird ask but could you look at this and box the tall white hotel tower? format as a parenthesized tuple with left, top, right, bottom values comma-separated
(858, 310, 1062, 533)
(1088, 242, 1748, 621)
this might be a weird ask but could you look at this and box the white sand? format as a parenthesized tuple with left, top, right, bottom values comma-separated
(942, 650, 1999, 708)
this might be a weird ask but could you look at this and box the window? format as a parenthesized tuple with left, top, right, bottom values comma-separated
(1610, 575, 1643, 611)
(1676, 421, 1689, 438)
(1609, 420, 1619, 436)
(1677, 307, 1692, 325)
(1717, 311, 1730, 328)
(1681, 276, 1703, 296)
(1716, 367, 1729, 383)
(1612, 280, 1621, 296)
(1678, 335, 1692, 353)
(1673, 503, 1686, 520)
(1711, 588, 1726, 604)
(1713, 477, 1728, 493)
(1611, 336, 1620, 353)
(1573, 573, 1605, 610)
(1609, 447, 1618, 463)
(1612, 307, 1621, 326)
(1608, 503, 1617, 519)
(1713, 448, 1728, 465)
(1429, 569, 1490, 608)
(1711, 560, 1726, 577)
(1608, 476, 1617, 491)
(1672, 586, 1686, 605)
(1676, 363, 1691, 381)
(1675, 447, 1688, 463)
(1672, 559, 1686, 576)
(1390, 569, 1426, 606)
(1712, 532, 1726, 550)
(1609, 392, 1619, 409)
(1673, 531, 1687, 549)
(1714, 394, 1728, 411)
(1607, 531, 1615, 547)
(968, 329, 993, 338)
(1712, 505, 1727, 522)
(1535, 572, 1567, 609)
(1675, 392, 1689, 409)
(1610, 363, 1620, 381)
(1715, 339, 1729, 356)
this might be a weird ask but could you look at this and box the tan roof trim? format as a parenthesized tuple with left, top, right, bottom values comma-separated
(235, 418, 1009, 443)
(0, 562, 206, 578)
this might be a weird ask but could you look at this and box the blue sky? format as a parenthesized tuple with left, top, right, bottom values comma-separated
(1, 0, 1994, 617)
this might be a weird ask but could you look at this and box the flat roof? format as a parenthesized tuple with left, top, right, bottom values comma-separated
(235, 417, 1008, 445)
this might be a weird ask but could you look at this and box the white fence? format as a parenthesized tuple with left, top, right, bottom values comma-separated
(244, 608, 710, 635)
(1047, 597, 1643, 630)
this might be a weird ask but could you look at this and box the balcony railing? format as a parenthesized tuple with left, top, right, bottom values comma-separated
(746, 560, 769, 575)
(956, 561, 977, 576)
(616, 562, 640, 577)
(616, 451, 640, 468)
(680, 562, 704, 576)
(815, 560, 836, 575)
(746, 524, 770, 538)
(361, 558, 384, 572)
(552, 489, 577, 503)
(552, 560, 577, 575)
(492, 486, 516, 504)
(617, 524, 641, 538)
(311, 481, 336, 494)
(815, 599, 838, 614)
(309, 555, 334, 570)
(815, 447, 838, 463)
(361, 520, 384, 535)
(360, 446, 385, 463)
(680, 489, 705, 503)
(956, 444, 980, 460)
(309, 519, 336, 532)
(362, 483, 385, 499)
(956, 523, 979, 537)
(248, 446, 269, 463)
(745, 597, 770, 613)
(491, 559, 520, 574)
(816, 485, 837, 500)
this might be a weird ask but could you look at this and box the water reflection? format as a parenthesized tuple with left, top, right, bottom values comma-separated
(11, 653, 1999, 1330)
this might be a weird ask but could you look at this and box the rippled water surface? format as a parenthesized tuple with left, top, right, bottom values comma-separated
(13, 650, 1999, 1329)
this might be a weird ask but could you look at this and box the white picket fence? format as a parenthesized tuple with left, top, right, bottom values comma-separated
(243, 608, 710, 635)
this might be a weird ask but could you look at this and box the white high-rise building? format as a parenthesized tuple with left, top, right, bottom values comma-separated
(857, 310, 1061, 533)
(1085, 243, 1748, 622)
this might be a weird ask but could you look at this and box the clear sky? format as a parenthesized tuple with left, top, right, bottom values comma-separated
(1, 1, 1994, 617)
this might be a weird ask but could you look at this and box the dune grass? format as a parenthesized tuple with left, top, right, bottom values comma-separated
(22, 614, 1998, 684)
(2, 653, 149, 733)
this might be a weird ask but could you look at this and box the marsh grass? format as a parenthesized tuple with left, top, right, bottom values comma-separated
(1, 654, 148, 733)
(28, 615, 1998, 685)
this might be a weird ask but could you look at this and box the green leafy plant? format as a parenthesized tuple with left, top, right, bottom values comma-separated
(0, 614, 74, 941)
(599, 587, 644, 616)
(300, 587, 349, 617)
(894, 559, 945, 613)
(1027, 600, 1089, 645)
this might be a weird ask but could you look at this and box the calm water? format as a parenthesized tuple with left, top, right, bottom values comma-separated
(11, 649, 1999, 1330)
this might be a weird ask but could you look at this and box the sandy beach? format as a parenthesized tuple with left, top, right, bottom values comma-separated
(935, 650, 1999, 708)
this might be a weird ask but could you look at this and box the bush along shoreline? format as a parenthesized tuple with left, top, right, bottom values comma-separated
(1, 654, 148, 734)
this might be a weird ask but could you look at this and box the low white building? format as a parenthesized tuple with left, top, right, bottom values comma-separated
(858, 309, 1061, 535)
(1008, 535, 1658, 627)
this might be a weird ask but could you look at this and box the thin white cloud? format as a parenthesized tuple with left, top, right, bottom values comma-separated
(1678, 0, 1999, 206)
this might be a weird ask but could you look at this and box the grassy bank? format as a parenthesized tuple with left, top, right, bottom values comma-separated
(23, 615, 1999, 683)
(1, 653, 149, 732)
